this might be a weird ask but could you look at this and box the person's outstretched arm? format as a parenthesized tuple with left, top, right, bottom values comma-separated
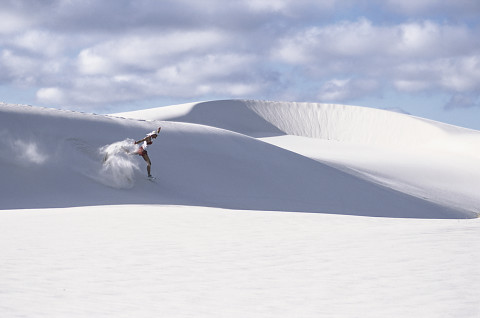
(135, 137, 148, 144)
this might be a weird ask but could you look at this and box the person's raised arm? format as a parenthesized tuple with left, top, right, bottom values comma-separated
(135, 137, 148, 145)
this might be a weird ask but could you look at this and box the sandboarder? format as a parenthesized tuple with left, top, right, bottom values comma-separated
(134, 127, 162, 178)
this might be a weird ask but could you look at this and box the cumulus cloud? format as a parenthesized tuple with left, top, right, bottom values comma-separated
(273, 18, 480, 102)
(274, 19, 478, 65)
(383, 0, 480, 17)
(392, 55, 480, 94)
(317, 78, 379, 101)
(0, 0, 479, 110)
(0, 49, 39, 85)
(0, 10, 31, 34)
(76, 30, 228, 75)
(36, 87, 66, 105)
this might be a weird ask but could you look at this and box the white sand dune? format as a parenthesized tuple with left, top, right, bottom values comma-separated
(1, 100, 479, 318)
(115, 99, 480, 153)
(2, 205, 479, 318)
(1, 101, 477, 218)
(116, 99, 480, 216)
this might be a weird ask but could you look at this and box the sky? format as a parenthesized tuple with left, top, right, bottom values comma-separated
(1, 0, 480, 130)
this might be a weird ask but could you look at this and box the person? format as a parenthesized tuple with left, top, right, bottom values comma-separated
(135, 127, 161, 178)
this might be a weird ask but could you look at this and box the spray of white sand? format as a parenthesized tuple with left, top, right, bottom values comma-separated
(98, 139, 140, 189)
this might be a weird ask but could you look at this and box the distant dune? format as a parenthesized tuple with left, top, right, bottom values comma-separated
(115, 99, 480, 155)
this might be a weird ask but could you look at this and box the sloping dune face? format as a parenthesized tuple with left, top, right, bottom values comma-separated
(117, 99, 480, 156)
(0, 102, 476, 218)
(246, 101, 448, 149)
(117, 100, 285, 138)
(114, 99, 480, 217)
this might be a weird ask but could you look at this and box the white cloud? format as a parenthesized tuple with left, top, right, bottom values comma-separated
(0, 1, 479, 111)
(317, 78, 379, 102)
(393, 79, 432, 93)
(0, 49, 38, 85)
(384, 0, 480, 16)
(273, 18, 480, 101)
(317, 79, 351, 101)
(36, 87, 66, 105)
(273, 19, 384, 64)
(384, 0, 439, 14)
(11, 30, 69, 57)
(246, 0, 288, 12)
(0, 10, 31, 34)
(395, 21, 475, 58)
(246, 0, 336, 15)
(275, 19, 477, 64)
(48, 27, 267, 106)
(394, 55, 480, 93)
(36, 50, 264, 107)
(76, 30, 227, 75)
(436, 56, 480, 92)
(77, 49, 115, 75)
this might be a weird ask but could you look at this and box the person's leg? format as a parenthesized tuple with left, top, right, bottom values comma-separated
(142, 153, 152, 176)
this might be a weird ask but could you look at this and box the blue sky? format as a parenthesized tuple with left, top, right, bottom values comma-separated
(1, 0, 479, 130)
